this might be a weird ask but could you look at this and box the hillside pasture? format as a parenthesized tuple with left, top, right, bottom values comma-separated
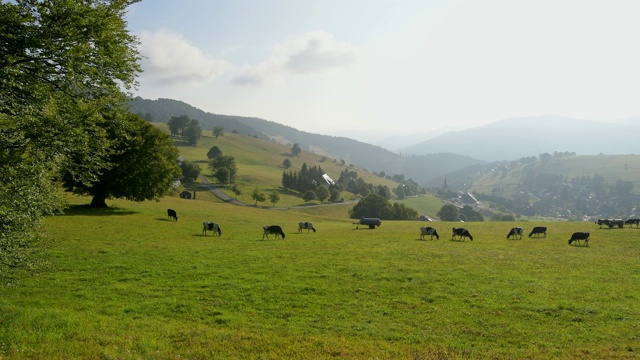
(172, 130, 401, 208)
(2, 195, 640, 359)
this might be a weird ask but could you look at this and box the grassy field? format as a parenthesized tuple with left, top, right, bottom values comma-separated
(2, 192, 640, 359)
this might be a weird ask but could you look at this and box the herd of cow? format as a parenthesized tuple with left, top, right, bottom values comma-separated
(166, 208, 315, 240)
(167, 208, 639, 246)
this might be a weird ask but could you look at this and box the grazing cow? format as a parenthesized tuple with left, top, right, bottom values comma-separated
(528, 226, 547, 238)
(420, 226, 440, 240)
(298, 222, 317, 233)
(202, 221, 222, 236)
(452, 227, 473, 241)
(507, 227, 524, 239)
(263, 225, 285, 240)
(595, 219, 610, 228)
(625, 218, 640, 228)
(167, 209, 178, 221)
(568, 232, 590, 246)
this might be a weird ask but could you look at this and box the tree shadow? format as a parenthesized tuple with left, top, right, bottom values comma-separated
(57, 204, 138, 217)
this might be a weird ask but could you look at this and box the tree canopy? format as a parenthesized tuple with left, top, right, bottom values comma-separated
(62, 113, 181, 208)
(0, 0, 148, 275)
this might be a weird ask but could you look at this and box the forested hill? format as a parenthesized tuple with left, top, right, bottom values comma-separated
(129, 97, 484, 185)
(433, 154, 640, 219)
(129, 97, 266, 138)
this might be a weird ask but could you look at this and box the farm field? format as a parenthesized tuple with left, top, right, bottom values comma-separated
(2, 194, 640, 359)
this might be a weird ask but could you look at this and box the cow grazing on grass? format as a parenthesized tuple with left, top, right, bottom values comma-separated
(596, 219, 610, 228)
(452, 227, 473, 241)
(625, 218, 640, 228)
(507, 227, 524, 239)
(167, 209, 178, 221)
(568, 232, 590, 246)
(298, 222, 316, 233)
(202, 221, 222, 236)
(420, 226, 439, 240)
(263, 225, 285, 240)
(528, 226, 546, 238)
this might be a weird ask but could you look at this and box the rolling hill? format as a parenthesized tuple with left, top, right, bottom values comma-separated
(398, 115, 640, 162)
(130, 97, 484, 186)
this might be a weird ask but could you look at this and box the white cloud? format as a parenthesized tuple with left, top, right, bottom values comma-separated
(137, 30, 230, 87)
(230, 30, 361, 86)
(281, 30, 360, 73)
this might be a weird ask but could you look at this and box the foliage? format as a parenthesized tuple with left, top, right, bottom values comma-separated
(282, 163, 325, 195)
(251, 188, 266, 205)
(0, 0, 140, 273)
(268, 191, 280, 207)
(207, 146, 222, 159)
(350, 194, 392, 219)
(459, 205, 484, 222)
(437, 204, 459, 221)
(212, 126, 224, 138)
(315, 185, 330, 203)
(209, 155, 237, 184)
(184, 119, 202, 146)
(180, 159, 201, 182)
(282, 158, 292, 169)
(62, 114, 181, 207)
(303, 190, 317, 202)
(167, 115, 190, 137)
(291, 143, 302, 156)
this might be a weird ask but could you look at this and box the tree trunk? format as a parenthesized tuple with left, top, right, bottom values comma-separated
(90, 192, 108, 208)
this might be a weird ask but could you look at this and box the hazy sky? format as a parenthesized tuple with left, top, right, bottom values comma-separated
(127, 0, 640, 140)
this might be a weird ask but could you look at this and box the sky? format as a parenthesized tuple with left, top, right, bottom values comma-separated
(126, 0, 640, 142)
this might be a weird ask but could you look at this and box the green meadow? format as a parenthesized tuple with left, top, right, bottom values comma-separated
(2, 192, 640, 359)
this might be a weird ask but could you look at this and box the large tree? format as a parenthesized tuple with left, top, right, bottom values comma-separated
(63, 113, 181, 208)
(1, 0, 141, 274)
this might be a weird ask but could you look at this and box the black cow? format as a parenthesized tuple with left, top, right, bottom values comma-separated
(625, 218, 640, 228)
(568, 232, 590, 246)
(420, 226, 439, 240)
(202, 221, 222, 236)
(507, 227, 524, 239)
(595, 219, 610, 228)
(263, 225, 285, 240)
(528, 226, 547, 238)
(167, 209, 178, 221)
(452, 227, 473, 241)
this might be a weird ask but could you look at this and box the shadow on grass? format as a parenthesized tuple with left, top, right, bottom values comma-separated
(58, 204, 138, 217)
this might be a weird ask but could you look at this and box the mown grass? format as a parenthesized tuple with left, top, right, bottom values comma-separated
(2, 193, 640, 359)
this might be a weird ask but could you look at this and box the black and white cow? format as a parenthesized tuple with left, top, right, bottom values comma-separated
(167, 209, 178, 221)
(507, 227, 524, 239)
(202, 221, 222, 236)
(298, 222, 316, 233)
(452, 227, 473, 241)
(568, 232, 590, 246)
(263, 225, 285, 240)
(528, 226, 547, 238)
(420, 226, 439, 240)
(595, 219, 610, 228)
(625, 218, 640, 228)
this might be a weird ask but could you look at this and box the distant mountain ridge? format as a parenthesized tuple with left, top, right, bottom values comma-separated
(128, 97, 484, 185)
(398, 115, 640, 162)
